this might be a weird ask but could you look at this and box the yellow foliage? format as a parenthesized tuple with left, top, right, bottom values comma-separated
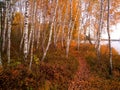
(13, 12, 23, 25)
(100, 45, 119, 55)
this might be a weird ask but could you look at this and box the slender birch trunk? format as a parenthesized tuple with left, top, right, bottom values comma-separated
(0, 6, 2, 67)
(0, 8, 1, 37)
(41, 0, 59, 61)
(66, 0, 72, 58)
(24, 0, 29, 61)
(78, 1, 81, 50)
(20, 32, 24, 50)
(29, 0, 36, 69)
(2, 1, 8, 52)
(36, 16, 41, 49)
(56, 5, 64, 46)
(19, 2, 25, 51)
(70, 8, 79, 43)
(97, 0, 103, 60)
(28, 0, 35, 53)
(7, 1, 12, 64)
(29, 30, 34, 69)
(61, 3, 68, 48)
(53, 18, 57, 48)
(66, 6, 79, 58)
(54, 6, 63, 48)
(107, 0, 112, 75)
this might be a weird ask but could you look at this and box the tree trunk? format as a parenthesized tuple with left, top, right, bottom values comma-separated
(20, 32, 24, 50)
(107, 0, 112, 75)
(78, 0, 82, 50)
(36, 16, 41, 49)
(66, 0, 72, 58)
(41, 0, 59, 61)
(2, 1, 8, 52)
(24, 0, 29, 61)
(96, 0, 103, 61)
(61, 2, 68, 48)
(0, 8, 1, 37)
(7, 1, 12, 64)
(0, 11, 1, 64)
(29, 0, 36, 70)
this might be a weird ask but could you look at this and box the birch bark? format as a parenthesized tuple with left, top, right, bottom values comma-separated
(7, 0, 12, 64)
(41, 0, 59, 61)
(107, 0, 112, 75)
(96, 0, 103, 60)
(2, 1, 8, 52)
(78, 1, 82, 50)
(29, 0, 36, 69)
(66, 0, 72, 58)
(24, 0, 29, 61)
(61, 3, 68, 48)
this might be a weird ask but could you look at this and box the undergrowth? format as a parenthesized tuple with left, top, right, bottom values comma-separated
(78, 43, 120, 89)
(0, 46, 78, 90)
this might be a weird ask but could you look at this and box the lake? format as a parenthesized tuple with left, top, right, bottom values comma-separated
(101, 41, 120, 54)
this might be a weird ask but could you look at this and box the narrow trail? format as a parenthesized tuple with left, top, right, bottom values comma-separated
(68, 52, 91, 90)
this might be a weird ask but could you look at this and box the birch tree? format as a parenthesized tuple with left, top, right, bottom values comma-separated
(2, 1, 8, 52)
(0, 6, 1, 38)
(66, 0, 72, 58)
(7, 0, 12, 64)
(96, 0, 104, 60)
(61, 2, 68, 48)
(107, 0, 112, 75)
(29, 0, 37, 69)
(0, 1, 6, 67)
(41, 0, 59, 61)
(78, 0, 82, 50)
(0, 2, 2, 67)
(24, 0, 29, 61)
(53, 5, 64, 48)
(36, 15, 41, 49)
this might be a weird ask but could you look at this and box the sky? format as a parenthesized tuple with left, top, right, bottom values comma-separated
(110, 23, 120, 39)
(102, 23, 120, 39)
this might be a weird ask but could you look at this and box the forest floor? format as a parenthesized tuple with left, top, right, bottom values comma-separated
(68, 51, 92, 90)
(68, 44, 120, 90)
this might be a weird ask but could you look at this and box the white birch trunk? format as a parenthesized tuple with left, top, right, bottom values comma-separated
(28, 27, 33, 54)
(66, 7, 79, 57)
(29, 30, 34, 69)
(0, 6, 2, 67)
(53, 18, 57, 47)
(0, 8, 1, 37)
(24, 0, 29, 61)
(7, 1, 12, 64)
(20, 32, 24, 50)
(107, 0, 112, 75)
(55, 6, 64, 47)
(78, 0, 82, 50)
(41, 0, 59, 61)
(2, 1, 8, 52)
(70, 9, 79, 42)
(29, 0, 36, 69)
(61, 3, 68, 48)
(66, 0, 72, 58)
(97, 0, 103, 60)
(36, 16, 41, 49)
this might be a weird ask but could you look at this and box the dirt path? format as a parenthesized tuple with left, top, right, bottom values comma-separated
(68, 54, 91, 90)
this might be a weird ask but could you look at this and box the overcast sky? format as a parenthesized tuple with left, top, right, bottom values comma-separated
(102, 23, 120, 39)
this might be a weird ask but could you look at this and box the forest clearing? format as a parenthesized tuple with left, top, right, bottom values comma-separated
(0, 0, 120, 90)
